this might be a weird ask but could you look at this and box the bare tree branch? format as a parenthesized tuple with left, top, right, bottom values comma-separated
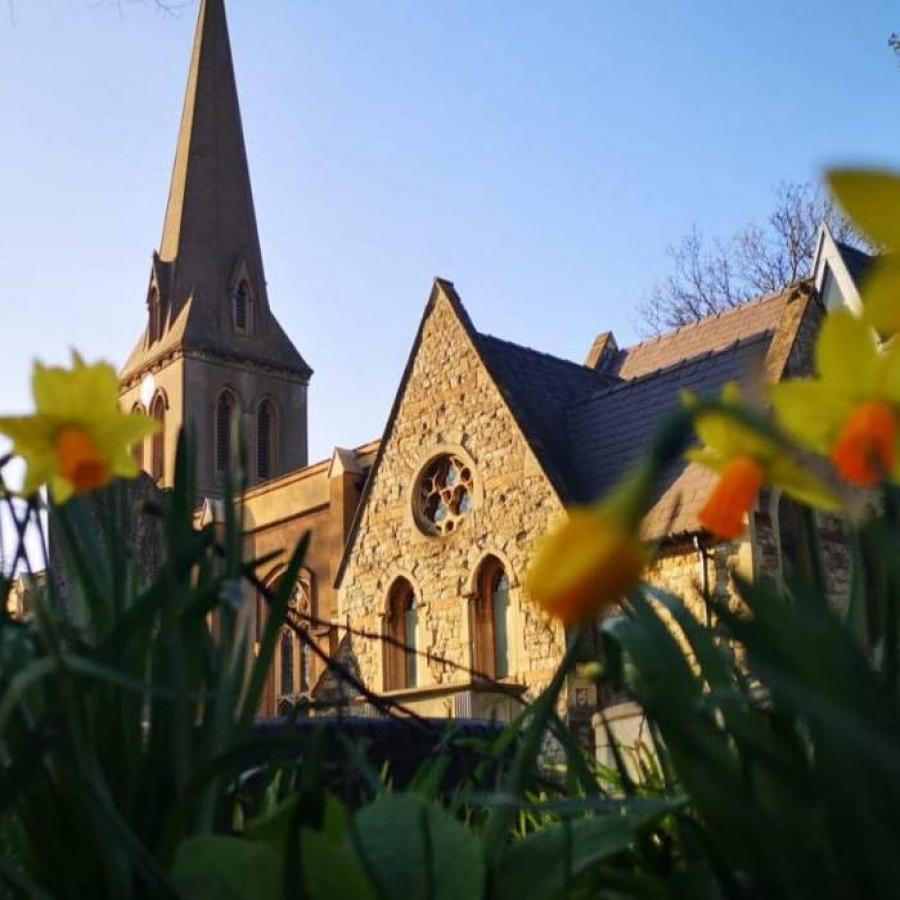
(638, 182, 871, 335)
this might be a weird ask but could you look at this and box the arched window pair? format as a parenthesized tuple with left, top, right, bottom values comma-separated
(134, 395, 166, 483)
(382, 562, 512, 693)
(216, 392, 276, 483)
(471, 557, 511, 680)
(384, 579, 419, 692)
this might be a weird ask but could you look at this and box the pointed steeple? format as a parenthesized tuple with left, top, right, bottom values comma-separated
(161, 0, 258, 289)
(121, 0, 311, 382)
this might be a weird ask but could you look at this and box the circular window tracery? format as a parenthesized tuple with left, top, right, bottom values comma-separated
(415, 455, 475, 536)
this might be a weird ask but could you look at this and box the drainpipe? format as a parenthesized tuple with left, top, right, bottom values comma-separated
(694, 534, 712, 628)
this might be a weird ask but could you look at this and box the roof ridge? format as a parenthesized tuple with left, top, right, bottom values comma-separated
(570, 331, 772, 410)
(477, 331, 617, 383)
(622, 281, 805, 355)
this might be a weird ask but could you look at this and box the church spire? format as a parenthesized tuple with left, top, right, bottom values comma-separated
(121, 0, 311, 384)
(160, 0, 265, 312)
(119, 0, 310, 494)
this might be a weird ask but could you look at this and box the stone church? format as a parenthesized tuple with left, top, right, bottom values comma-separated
(116, 0, 871, 726)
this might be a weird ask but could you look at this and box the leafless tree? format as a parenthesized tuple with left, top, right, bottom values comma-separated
(638, 182, 868, 335)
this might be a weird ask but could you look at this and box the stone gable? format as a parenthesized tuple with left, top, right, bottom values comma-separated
(338, 287, 567, 697)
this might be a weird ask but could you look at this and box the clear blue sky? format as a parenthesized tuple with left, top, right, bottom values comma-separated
(0, 0, 898, 467)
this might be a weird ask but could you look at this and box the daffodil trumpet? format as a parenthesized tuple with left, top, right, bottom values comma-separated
(526, 464, 653, 626)
(685, 383, 840, 542)
(771, 311, 900, 488)
(0, 353, 158, 504)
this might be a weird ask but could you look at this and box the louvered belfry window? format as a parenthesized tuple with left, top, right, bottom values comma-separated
(216, 392, 236, 475)
(235, 280, 250, 331)
(257, 401, 274, 481)
(148, 288, 161, 344)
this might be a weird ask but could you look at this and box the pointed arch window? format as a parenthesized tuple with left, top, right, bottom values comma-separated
(216, 391, 239, 476)
(472, 557, 511, 680)
(150, 395, 166, 483)
(234, 280, 252, 333)
(276, 579, 313, 703)
(385, 579, 418, 691)
(131, 404, 146, 471)
(257, 400, 276, 482)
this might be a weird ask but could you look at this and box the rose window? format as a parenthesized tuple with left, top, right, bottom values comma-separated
(415, 455, 475, 535)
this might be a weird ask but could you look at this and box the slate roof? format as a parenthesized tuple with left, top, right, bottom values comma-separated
(470, 283, 812, 539)
(567, 335, 771, 537)
(609, 286, 791, 380)
(476, 334, 618, 498)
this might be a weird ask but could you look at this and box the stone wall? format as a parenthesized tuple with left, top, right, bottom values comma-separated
(337, 288, 567, 700)
(643, 536, 749, 632)
(752, 491, 851, 612)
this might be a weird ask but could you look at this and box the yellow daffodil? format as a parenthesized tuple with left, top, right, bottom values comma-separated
(685, 383, 839, 541)
(526, 470, 650, 625)
(771, 310, 900, 487)
(827, 169, 900, 337)
(0, 353, 158, 503)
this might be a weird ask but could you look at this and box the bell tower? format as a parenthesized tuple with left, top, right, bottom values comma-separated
(118, 0, 311, 497)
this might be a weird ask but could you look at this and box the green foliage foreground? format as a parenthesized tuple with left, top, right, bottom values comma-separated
(0, 430, 899, 899)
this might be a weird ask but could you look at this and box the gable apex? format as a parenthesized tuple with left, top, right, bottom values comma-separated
(328, 447, 363, 479)
(333, 277, 586, 589)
